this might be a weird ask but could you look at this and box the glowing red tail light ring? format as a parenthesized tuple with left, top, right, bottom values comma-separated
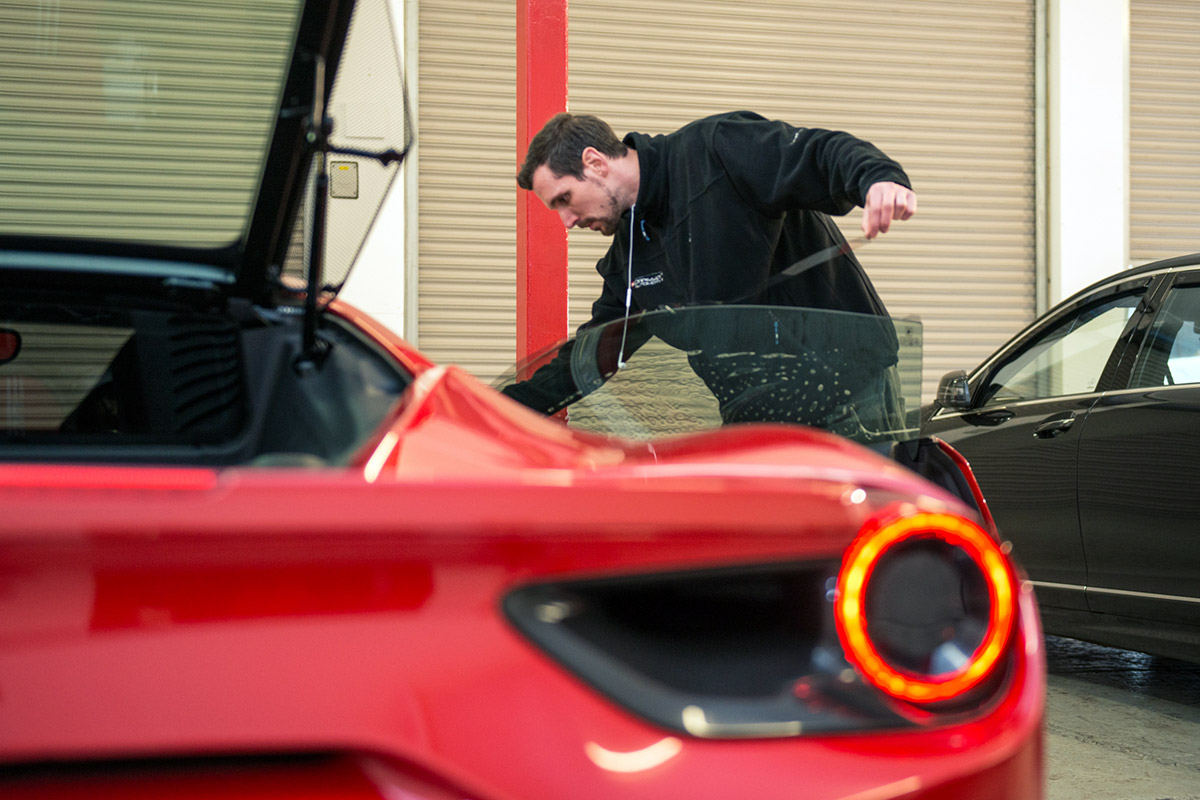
(835, 508, 1017, 703)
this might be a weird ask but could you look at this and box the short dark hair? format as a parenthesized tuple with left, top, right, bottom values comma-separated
(516, 113, 628, 190)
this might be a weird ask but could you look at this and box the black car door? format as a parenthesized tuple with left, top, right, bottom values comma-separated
(1078, 270, 1200, 625)
(924, 278, 1152, 611)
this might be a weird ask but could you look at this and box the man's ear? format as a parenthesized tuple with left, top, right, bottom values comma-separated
(580, 146, 608, 177)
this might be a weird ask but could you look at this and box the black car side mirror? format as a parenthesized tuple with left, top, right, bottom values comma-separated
(936, 370, 972, 410)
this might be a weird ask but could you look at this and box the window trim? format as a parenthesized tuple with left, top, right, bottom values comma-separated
(967, 275, 1159, 409)
(1119, 268, 1200, 391)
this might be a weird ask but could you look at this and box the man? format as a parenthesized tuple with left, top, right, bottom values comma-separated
(503, 110, 917, 434)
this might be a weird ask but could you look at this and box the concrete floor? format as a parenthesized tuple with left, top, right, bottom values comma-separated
(1044, 635, 1200, 800)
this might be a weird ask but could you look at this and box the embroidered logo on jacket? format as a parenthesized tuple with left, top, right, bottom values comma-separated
(631, 272, 664, 289)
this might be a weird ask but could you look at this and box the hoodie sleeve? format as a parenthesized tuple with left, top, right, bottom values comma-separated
(499, 249, 636, 414)
(710, 111, 911, 218)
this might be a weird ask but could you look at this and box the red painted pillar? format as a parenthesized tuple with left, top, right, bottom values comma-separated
(516, 0, 569, 365)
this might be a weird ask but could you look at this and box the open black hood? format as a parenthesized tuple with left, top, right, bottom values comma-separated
(0, 0, 409, 305)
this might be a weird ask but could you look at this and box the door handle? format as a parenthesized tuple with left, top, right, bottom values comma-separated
(964, 408, 1015, 427)
(1033, 412, 1076, 439)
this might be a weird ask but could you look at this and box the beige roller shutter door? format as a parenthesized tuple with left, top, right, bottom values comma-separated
(569, 0, 1037, 401)
(417, 0, 517, 377)
(1131, 0, 1200, 264)
(414, 0, 1036, 394)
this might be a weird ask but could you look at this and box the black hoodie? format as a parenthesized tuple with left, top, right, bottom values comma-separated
(590, 110, 910, 321)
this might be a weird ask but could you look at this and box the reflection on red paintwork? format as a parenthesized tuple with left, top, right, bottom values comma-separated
(356, 365, 641, 478)
(0, 464, 218, 491)
(90, 562, 434, 629)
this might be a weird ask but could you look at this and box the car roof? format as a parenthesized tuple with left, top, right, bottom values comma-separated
(1088, 251, 1200, 291)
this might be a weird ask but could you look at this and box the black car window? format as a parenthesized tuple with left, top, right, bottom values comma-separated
(977, 289, 1144, 406)
(1127, 282, 1200, 388)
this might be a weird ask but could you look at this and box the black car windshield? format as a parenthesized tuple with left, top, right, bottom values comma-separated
(494, 305, 922, 446)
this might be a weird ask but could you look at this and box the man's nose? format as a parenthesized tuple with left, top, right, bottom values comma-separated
(559, 209, 579, 229)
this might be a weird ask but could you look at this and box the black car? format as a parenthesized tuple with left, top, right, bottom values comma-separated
(924, 252, 1200, 662)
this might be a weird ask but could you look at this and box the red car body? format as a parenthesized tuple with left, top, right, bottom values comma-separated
(0, 302, 1044, 800)
(0, 0, 1042, 795)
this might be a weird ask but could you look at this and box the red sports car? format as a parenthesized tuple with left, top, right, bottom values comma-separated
(0, 1, 1043, 798)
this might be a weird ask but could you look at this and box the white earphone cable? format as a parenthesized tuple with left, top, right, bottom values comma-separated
(616, 203, 635, 369)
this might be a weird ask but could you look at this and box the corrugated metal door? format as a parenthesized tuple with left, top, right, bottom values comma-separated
(416, 0, 517, 375)
(415, 0, 1036, 395)
(568, 0, 1037, 401)
(1131, 0, 1200, 264)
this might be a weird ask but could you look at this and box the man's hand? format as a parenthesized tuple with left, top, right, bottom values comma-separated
(862, 181, 917, 239)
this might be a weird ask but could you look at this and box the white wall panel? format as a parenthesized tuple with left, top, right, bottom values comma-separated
(1131, 0, 1200, 264)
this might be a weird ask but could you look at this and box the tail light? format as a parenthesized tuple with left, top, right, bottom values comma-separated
(834, 506, 1017, 704)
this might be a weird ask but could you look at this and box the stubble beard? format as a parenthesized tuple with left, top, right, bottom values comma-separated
(586, 180, 626, 236)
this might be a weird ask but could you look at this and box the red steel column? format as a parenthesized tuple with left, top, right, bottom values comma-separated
(516, 0, 568, 364)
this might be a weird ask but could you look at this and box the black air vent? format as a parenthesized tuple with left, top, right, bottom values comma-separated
(163, 314, 246, 437)
(104, 310, 247, 443)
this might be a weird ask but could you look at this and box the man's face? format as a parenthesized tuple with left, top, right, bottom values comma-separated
(531, 162, 624, 236)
